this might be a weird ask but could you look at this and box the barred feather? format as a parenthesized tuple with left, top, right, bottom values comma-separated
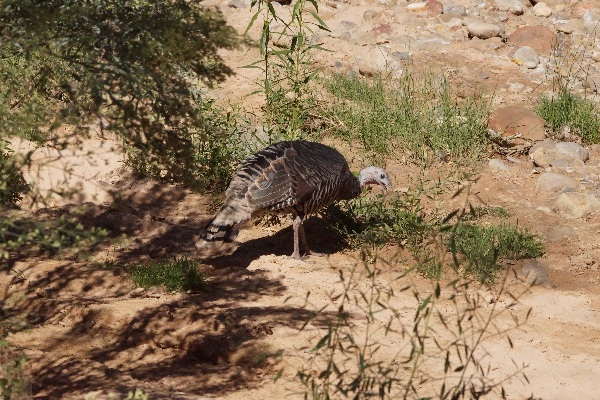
(200, 141, 362, 246)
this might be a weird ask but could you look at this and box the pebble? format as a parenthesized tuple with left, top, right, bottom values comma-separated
(536, 172, 579, 192)
(513, 46, 540, 68)
(557, 192, 600, 218)
(466, 21, 501, 39)
(522, 259, 555, 288)
(489, 158, 510, 171)
(533, 2, 552, 17)
(555, 142, 590, 162)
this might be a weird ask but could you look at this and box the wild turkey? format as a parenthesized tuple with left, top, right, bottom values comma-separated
(198, 140, 391, 259)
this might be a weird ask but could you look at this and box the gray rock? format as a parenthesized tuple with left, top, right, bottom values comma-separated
(529, 138, 557, 155)
(351, 30, 378, 45)
(531, 147, 569, 167)
(494, 0, 524, 15)
(536, 173, 579, 192)
(391, 51, 412, 62)
(583, 12, 600, 37)
(354, 46, 402, 77)
(556, 19, 584, 34)
(522, 259, 555, 288)
(340, 20, 359, 30)
(585, 75, 600, 93)
(557, 192, 600, 217)
(411, 35, 451, 51)
(466, 21, 501, 39)
(489, 158, 510, 171)
(555, 142, 589, 162)
(550, 158, 572, 168)
(363, 9, 379, 21)
(533, 2, 552, 17)
(390, 35, 416, 51)
(227, 0, 247, 8)
(513, 46, 539, 69)
(444, 4, 467, 16)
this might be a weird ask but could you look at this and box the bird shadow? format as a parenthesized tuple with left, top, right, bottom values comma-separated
(201, 216, 347, 269)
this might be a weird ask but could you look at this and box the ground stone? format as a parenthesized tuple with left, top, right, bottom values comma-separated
(494, 0, 524, 15)
(531, 147, 571, 167)
(354, 46, 402, 76)
(555, 142, 590, 162)
(513, 46, 540, 68)
(489, 158, 510, 171)
(522, 259, 555, 288)
(557, 192, 600, 217)
(488, 105, 547, 143)
(536, 173, 579, 192)
(508, 26, 558, 55)
(533, 2, 552, 17)
(466, 21, 501, 39)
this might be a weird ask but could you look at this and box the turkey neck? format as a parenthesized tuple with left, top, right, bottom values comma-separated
(338, 173, 362, 201)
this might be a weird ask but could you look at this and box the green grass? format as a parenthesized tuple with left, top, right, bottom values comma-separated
(448, 223, 545, 284)
(536, 86, 600, 144)
(322, 73, 491, 165)
(323, 190, 543, 284)
(128, 256, 206, 293)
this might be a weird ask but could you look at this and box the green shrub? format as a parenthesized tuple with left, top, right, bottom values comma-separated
(128, 256, 206, 293)
(323, 73, 491, 164)
(536, 86, 600, 143)
(0, 141, 29, 207)
(448, 223, 545, 284)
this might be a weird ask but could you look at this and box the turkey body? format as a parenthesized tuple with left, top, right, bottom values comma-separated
(201, 140, 363, 259)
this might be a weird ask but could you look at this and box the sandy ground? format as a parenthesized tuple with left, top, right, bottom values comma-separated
(3, 2, 600, 399)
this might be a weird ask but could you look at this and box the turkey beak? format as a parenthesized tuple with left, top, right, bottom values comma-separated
(380, 181, 391, 190)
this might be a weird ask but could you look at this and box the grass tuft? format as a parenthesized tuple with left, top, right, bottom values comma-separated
(448, 223, 545, 284)
(128, 256, 206, 293)
(536, 86, 600, 144)
(322, 73, 491, 164)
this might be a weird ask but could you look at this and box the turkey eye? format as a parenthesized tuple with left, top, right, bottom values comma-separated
(380, 174, 385, 179)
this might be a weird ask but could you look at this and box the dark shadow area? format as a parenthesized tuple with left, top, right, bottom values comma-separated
(1, 175, 344, 399)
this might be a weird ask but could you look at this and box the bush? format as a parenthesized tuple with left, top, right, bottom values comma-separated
(0, 141, 29, 207)
(128, 256, 206, 293)
(536, 86, 600, 144)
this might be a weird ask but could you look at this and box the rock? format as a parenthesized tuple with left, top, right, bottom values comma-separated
(531, 147, 570, 167)
(513, 46, 539, 68)
(411, 34, 451, 50)
(585, 75, 600, 93)
(556, 19, 584, 34)
(351, 31, 378, 45)
(426, 0, 444, 14)
(489, 158, 510, 171)
(390, 35, 416, 51)
(363, 9, 380, 21)
(529, 138, 557, 155)
(444, 4, 467, 16)
(494, 0, 524, 15)
(466, 21, 501, 39)
(550, 158, 572, 168)
(354, 46, 402, 77)
(508, 26, 558, 55)
(535, 172, 579, 192)
(582, 12, 600, 37)
(340, 20, 359, 30)
(407, 2, 428, 12)
(533, 2, 552, 17)
(394, 12, 428, 27)
(227, 0, 247, 8)
(371, 23, 393, 37)
(522, 259, 555, 288)
(488, 105, 547, 143)
(555, 142, 590, 162)
(557, 192, 600, 217)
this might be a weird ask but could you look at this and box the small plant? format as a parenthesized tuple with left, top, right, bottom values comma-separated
(323, 73, 491, 165)
(128, 256, 206, 293)
(0, 319, 29, 400)
(448, 223, 545, 284)
(0, 141, 29, 207)
(535, 85, 600, 144)
(244, 0, 329, 143)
